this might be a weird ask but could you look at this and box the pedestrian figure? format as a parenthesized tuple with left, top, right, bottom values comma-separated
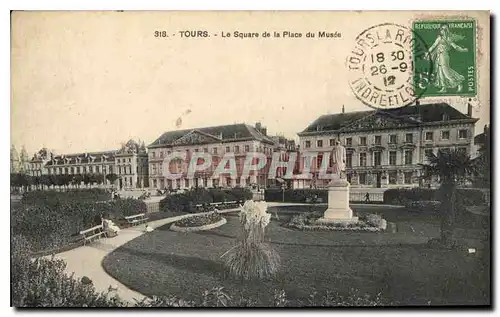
(365, 192, 370, 202)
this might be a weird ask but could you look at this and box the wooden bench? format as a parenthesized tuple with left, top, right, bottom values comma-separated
(80, 225, 106, 246)
(124, 213, 149, 226)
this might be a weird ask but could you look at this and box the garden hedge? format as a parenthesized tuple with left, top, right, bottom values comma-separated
(383, 188, 488, 206)
(264, 189, 328, 203)
(21, 188, 110, 206)
(12, 197, 147, 252)
(159, 188, 253, 213)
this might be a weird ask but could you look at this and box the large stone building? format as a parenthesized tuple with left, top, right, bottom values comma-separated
(27, 140, 149, 189)
(147, 123, 278, 190)
(295, 102, 478, 189)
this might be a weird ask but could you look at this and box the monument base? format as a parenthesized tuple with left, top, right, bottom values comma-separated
(322, 176, 357, 222)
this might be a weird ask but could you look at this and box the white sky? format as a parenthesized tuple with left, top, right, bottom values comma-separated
(11, 11, 490, 156)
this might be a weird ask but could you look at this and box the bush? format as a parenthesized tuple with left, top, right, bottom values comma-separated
(383, 188, 487, 206)
(264, 189, 328, 203)
(174, 212, 223, 228)
(285, 213, 386, 232)
(160, 188, 252, 213)
(12, 198, 147, 252)
(21, 188, 110, 206)
(11, 236, 126, 307)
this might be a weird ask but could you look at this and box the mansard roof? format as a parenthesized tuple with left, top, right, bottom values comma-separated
(45, 150, 116, 166)
(148, 123, 275, 148)
(299, 103, 478, 135)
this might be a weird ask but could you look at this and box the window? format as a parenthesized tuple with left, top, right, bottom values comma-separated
(404, 150, 413, 165)
(109, 166, 113, 174)
(374, 152, 381, 166)
(375, 135, 382, 145)
(244, 145, 250, 152)
(152, 152, 156, 158)
(152, 164, 157, 175)
(70, 167, 74, 174)
(329, 139, 335, 146)
(405, 133, 413, 143)
(360, 137, 367, 146)
(204, 148, 209, 153)
(317, 140, 323, 148)
(359, 173, 367, 185)
(65, 167, 69, 174)
(425, 132, 433, 141)
(441, 131, 450, 140)
(346, 137, 352, 146)
(185, 179, 189, 188)
(194, 148, 199, 152)
(346, 153, 352, 168)
(305, 141, 311, 148)
(359, 153, 367, 166)
(234, 146, 240, 153)
(404, 172, 413, 184)
(389, 171, 397, 184)
(389, 151, 397, 165)
(213, 148, 218, 154)
(425, 149, 433, 159)
(442, 113, 450, 121)
(458, 147, 467, 154)
(226, 146, 230, 153)
(160, 151, 164, 158)
(96, 166, 100, 173)
(389, 134, 397, 144)
(459, 129, 468, 139)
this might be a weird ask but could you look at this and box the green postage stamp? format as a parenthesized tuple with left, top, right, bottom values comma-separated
(413, 20, 476, 97)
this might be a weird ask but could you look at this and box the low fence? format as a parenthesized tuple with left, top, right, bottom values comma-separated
(349, 192, 384, 202)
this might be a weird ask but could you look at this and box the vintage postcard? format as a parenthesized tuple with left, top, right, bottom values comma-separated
(10, 11, 491, 308)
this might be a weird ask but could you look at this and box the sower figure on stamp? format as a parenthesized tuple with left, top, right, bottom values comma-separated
(329, 139, 347, 184)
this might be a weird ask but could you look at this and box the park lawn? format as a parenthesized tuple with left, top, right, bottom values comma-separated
(102, 206, 490, 306)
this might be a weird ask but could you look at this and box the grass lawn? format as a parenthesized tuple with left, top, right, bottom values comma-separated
(102, 205, 490, 306)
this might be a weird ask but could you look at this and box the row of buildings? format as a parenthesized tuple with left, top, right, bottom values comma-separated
(20, 102, 484, 190)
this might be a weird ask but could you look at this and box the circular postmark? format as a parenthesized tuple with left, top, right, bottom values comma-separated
(346, 23, 432, 110)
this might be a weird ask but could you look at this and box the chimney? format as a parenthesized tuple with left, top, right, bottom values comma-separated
(467, 98, 473, 117)
(415, 100, 420, 106)
(262, 127, 267, 136)
(255, 122, 262, 130)
(342, 105, 345, 113)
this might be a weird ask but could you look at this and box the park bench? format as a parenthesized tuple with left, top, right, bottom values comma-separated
(124, 213, 149, 226)
(79, 224, 106, 246)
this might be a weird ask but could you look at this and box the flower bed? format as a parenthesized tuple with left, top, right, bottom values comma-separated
(285, 213, 387, 232)
(170, 212, 226, 232)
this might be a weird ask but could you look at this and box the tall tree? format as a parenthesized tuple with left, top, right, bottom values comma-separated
(10, 145, 20, 173)
(105, 173, 119, 186)
(420, 148, 475, 245)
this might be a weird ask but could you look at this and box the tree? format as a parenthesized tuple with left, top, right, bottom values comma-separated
(19, 146, 29, 173)
(420, 148, 475, 245)
(106, 173, 119, 186)
(39, 175, 52, 190)
(473, 125, 490, 187)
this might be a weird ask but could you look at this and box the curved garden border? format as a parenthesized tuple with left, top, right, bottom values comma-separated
(170, 217, 227, 232)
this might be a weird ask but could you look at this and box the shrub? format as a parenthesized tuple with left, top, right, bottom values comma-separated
(11, 236, 126, 307)
(160, 188, 252, 213)
(222, 201, 279, 280)
(285, 213, 386, 232)
(12, 198, 147, 252)
(174, 212, 223, 228)
(21, 188, 110, 206)
(383, 188, 487, 207)
(264, 189, 327, 203)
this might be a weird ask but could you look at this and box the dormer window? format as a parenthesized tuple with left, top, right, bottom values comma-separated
(442, 113, 450, 121)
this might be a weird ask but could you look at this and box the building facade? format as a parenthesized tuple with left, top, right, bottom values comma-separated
(27, 140, 149, 189)
(295, 102, 478, 189)
(147, 123, 277, 190)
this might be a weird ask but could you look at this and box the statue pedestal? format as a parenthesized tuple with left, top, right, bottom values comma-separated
(316, 178, 358, 224)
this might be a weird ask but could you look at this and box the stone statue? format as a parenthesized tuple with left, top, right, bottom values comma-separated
(331, 139, 346, 180)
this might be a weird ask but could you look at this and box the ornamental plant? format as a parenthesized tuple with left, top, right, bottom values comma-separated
(221, 200, 279, 280)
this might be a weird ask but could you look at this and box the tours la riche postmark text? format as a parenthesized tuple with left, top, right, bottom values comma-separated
(346, 23, 430, 110)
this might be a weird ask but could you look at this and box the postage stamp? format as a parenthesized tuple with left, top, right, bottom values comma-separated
(412, 20, 476, 97)
(346, 23, 431, 110)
